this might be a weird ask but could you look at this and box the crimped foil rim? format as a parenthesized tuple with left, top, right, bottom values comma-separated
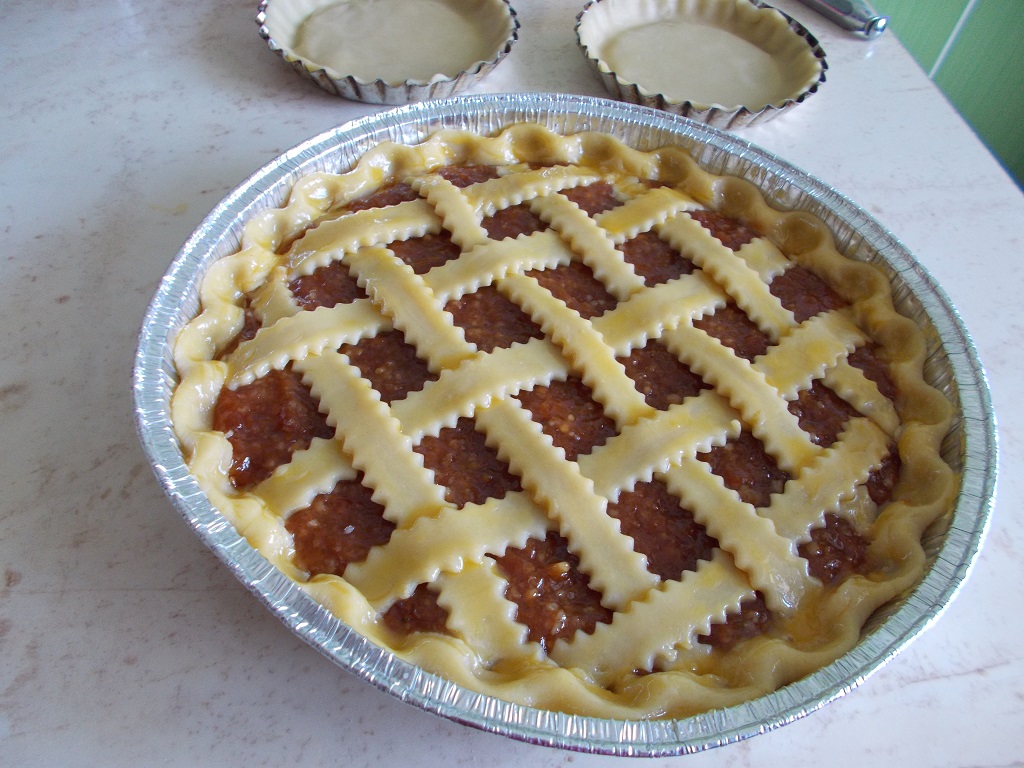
(256, 0, 521, 104)
(133, 93, 995, 756)
(574, 0, 828, 129)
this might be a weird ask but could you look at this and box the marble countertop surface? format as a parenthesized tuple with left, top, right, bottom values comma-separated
(2, 0, 1022, 765)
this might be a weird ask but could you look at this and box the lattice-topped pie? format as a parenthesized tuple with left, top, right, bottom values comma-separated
(172, 124, 956, 718)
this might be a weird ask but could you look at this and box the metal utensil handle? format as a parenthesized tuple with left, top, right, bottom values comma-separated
(795, 0, 889, 38)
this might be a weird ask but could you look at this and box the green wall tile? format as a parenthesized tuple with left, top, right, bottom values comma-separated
(871, 0, 971, 73)
(934, 2, 1024, 187)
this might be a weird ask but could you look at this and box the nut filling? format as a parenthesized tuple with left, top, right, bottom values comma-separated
(172, 125, 956, 719)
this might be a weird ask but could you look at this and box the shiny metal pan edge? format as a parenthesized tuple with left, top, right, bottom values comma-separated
(132, 93, 996, 757)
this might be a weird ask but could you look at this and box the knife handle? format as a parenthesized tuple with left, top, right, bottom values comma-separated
(795, 0, 889, 38)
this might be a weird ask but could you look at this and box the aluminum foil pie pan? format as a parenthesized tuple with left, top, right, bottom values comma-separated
(257, 0, 520, 103)
(133, 93, 995, 756)
(576, 0, 828, 129)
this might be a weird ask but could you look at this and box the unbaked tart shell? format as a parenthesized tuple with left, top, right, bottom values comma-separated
(258, 0, 520, 103)
(576, 0, 827, 128)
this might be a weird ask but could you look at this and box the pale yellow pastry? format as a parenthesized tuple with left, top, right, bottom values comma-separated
(171, 124, 956, 719)
(258, 0, 519, 103)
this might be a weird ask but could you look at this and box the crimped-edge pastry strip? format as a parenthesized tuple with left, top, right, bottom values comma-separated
(346, 246, 473, 372)
(473, 399, 658, 610)
(391, 339, 569, 441)
(345, 491, 549, 605)
(761, 417, 892, 541)
(425, 229, 572, 303)
(299, 350, 447, 528)
(501, 272, 651, 425)
(662, 458, 813, 611)
(550, 551, 755, 679)
(226, 299, 388, 388)
(664, 213, 792, 336)
(662, 321, 818, 472)
(578, 390, 739, 498)
(434, 560, 541, 665)
(256, 437, 355, 519)
(462, 166, 602, 218)
(537, 192, 646, 295)
(288, 199, 441, 278)
(757, 311, 865, 398)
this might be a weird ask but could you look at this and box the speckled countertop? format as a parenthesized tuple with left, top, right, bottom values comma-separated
(2, 0, 1022, 765)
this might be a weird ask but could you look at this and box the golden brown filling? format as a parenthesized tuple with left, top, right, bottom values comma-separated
(382, 583, 451, 637)
(445, 285, 544, 352)
(617, 339, 709, 410)
(699, 430, 790, 509)
(697, 594, 771, 649)
(528, 260, 618, 319)
(493, 531, 614, 654)
(688, 209, 759, 251)
(607, 479, 717, 583)
(693, 303, 770, 360)
(290, 259, 367, 309)
(340, 329, 438, 404)
(212, 368, 332, 490)
(414, 417, 522, 509)
(286, 473, 395, 578)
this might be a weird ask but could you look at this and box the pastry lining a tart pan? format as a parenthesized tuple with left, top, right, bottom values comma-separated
(168, 122, 958, 721)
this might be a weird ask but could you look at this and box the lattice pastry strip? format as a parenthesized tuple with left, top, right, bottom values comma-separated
(425, 230, 573, 304)
(598, 185, 698, 244)
(823, 359, 900, 435)
(663, 460, 813, 611)
(501, 273, 651, 425)
(662, 214, 793, 337)
(527, 191, 645, 296)
(578, 390, 739, 500)
(473, 399, 658, 609)
(297, 351, 447, 528)
(729, 236, 792, 283)
(391, 339, 569, 441)
(250, 270, 304, 325)
(761, 417, 892, 542)
(661, 322, 818, 472)
(345, 491, 549, 605)
(411, 175, 491, 251)
(550, 551, 755, 681)
(225, 300, 390, 388)
(256, 438, 355, 519)
(433, 561, 542, 665)
(288, 199, 441, 278)
(757, 311, 865, 399)
(594, 270, 728, 356)
(346, 246, 473, 372)
(460, 165, 602, 217)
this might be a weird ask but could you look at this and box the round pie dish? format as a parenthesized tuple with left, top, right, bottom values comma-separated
(134, 93, 994, 755)
(257, 0, 520, 103)
(576, 0, 828, 128)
